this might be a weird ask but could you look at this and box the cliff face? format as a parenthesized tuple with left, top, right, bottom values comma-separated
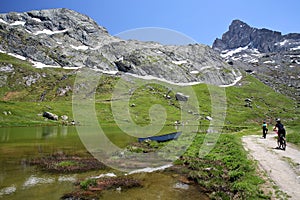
(0, 8, 240, 86)
(213, 20, 300, 100)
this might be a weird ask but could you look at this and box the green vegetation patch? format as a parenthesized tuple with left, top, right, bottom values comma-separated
(177, 133, 269, 199)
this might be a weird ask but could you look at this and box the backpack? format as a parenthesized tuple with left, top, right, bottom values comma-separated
(277, 123, 284, 131)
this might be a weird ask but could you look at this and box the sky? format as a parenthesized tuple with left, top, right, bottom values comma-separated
(0, 0, 300, 45)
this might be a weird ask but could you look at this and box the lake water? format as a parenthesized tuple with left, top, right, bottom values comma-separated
(0, 126, 208, 200)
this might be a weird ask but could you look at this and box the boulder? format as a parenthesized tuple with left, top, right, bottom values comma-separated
(175, 93, 189, 101)
(43, 111, 58, 120)
(61, 115, 68, 121)
(205, 116, 213, 121)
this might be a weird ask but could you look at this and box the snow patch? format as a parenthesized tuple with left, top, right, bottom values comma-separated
(190, 70, 199, 74)
(248, 58, 259, 63)
(275, 40, 289, 46)
(220, 46, 249, 58)
(93, 68, 119, 75)
(126, 72, 242, 87)
(172, 60, 187, 65)
(128, 164, 173, 175)
(219, 76, 243, 88)
(33, 29, 68, 35)
(32, 18, 42, 22)
(291, 46, 300, 51)
(63, 66, 81, 70)
(32, 61, 61, 69)
(125, 73, 202, 86)
(0, 19, 8, 24)
(200, 66, 213, 70)
(91, 173, 117, 179)
(263, 60, 275, 64)
(7, 53, 26, 61)
(70, 44, 89, 51)
(10, 21, 26, 26)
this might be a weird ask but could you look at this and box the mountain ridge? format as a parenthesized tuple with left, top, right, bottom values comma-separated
(213, 19, 300, 53)
(0, 8, 240, 86)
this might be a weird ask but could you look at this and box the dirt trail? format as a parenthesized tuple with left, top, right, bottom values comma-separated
(242, 132, 300, 200)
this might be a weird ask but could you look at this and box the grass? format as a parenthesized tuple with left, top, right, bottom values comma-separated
(178, 132, 270, 199)
(286, 124, 300, 147)
(56, 160, 79, 167)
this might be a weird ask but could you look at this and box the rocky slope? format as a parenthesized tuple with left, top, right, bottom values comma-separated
(0, 8, 240, 86)
(213, 20, 300, 100)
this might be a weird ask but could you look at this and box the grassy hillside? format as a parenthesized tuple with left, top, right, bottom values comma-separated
(0, 52, 298, 128)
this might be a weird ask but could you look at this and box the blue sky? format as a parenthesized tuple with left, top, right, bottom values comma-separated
(0, 0, 299, 45)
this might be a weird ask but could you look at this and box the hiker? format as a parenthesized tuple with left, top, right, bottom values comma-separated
(262, 121, 268, 138)
(273, 118, 286, 148)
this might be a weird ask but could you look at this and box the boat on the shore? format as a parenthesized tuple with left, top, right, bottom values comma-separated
(138, 131, 182, 142)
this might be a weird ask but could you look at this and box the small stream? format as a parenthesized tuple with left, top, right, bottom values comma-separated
(0, 126, 207, 199)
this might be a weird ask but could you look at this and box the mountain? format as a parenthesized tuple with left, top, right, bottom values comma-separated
(0, 8, 240, 86)
(213, 20, 300, 100)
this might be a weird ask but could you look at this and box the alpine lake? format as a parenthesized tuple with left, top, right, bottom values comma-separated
(0, 126, 208, 200)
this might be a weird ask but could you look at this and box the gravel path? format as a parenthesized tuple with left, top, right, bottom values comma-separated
(242, 132, 300, 200)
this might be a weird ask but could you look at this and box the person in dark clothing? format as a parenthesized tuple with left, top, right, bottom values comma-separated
(274, 118, 286, 149)
(262, 121, 268, 138)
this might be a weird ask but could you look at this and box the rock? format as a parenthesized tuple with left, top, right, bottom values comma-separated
(205, 116, 213, 121)
(175, 93, 189, 101)
(174, 120, 181, 125)
(61, 115, 68, 121)
(245, 98, 252, 102)
(0, 64, 14, 72)
(23, 74, 41, 86)
(0, 75, 8, 87)
(56, 86, 72, 96)
(43, 111, 58, 120)
(174, 182, 189, 190)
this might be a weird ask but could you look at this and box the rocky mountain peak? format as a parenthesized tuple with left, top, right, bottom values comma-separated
(213, 20, 286, 53)
(212, 19, 300, 100)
